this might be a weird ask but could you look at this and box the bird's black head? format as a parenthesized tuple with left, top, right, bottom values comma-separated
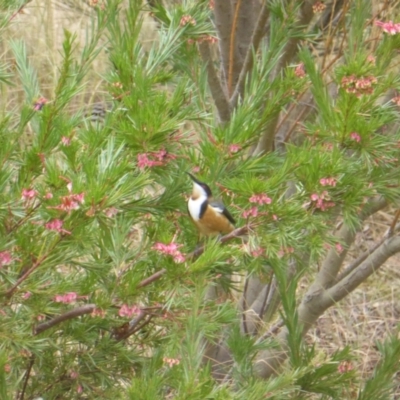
(187, 172, 212, 197)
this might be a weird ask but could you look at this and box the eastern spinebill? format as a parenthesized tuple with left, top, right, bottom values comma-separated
(187, 173, 235, 236)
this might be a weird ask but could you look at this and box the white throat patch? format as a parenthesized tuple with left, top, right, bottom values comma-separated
(188, 195, 206, 221)
(188, 182, 208, 220)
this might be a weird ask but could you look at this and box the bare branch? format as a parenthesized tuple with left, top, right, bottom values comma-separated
(3, 240, 62, 299)
(230, 2, 270, 106)
(214, 0, 233, 83)
(137, 268, 167, 288)
(323, 235, 400, 305)
(198, 41, 231, 123)
(113, 311, 152, 341)
(334, 236, 386, 284)
(18, 355, 35, 400)
(34, 304, 96, 335)
(309, 196, 387, 291)
(188, 225, 249, 259)
(253, 0, 319, 155)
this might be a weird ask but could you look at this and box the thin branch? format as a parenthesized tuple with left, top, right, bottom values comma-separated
(334, 236, 386, 284)
(388, 209, 400, 236)
(2, 242, 61, 299)
(230, 2, 270, 106)
(18, 355, 35, 400)
(255, 319, 285, 344)
(10, 0, 32, 21)
(137, 268, 167, 288)
(258, 272, 273, 321)
(324, 235, 400, 305)
(34, 304, 96, 335)
(228, 0, 242, 96)
(309, 196, 387, 291)
(214, 0, 233, 82)
(253, 0, 318, 155)
(241, 276, 249, 334)
(113, 310, 149, 341)
(188, 225, 249, 259)
(198, 41, 231, 123)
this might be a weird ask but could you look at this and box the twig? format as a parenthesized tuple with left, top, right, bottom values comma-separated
(198, 42, 231, 123)
(230, 3, 270, 106)
(187, 225, 249, 259)
(137, 268, 167, 288)
(388, 209, 400, 236)
(113, 310, 149, 341)
(258, 272, 274, 322)
(3, 255, 50, 299)
(3, 237, 64, 299)
(324, 236, 400, 305)
(18, 355, 35, 400)
(334, 236, 386, 285)
(34, 304, 96, 335)
(255, 320, 285, 344)
(228, 0, 242, 96)
(10, 0, 32, 21)
(241, 277, 249, 335)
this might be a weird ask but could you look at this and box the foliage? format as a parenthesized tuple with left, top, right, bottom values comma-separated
(1, 0, 400, 398)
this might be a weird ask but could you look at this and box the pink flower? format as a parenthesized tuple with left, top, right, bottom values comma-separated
(251, 247, 265, 258)
(54, 292, 77, 303)
(242, 206, 259, 218)
(0, 251, 12, 267)
(310, 192, 335, 211)
(119, 304, 140, 317)
(228, 144, 242, 154)
(180, 15, 196, 26)
(249, 193, 272, 205)
(22, 292, 32, 300)
(375, 20, 400, 35)
(33, 97, 48, 111)
(350, 132, 361, 143)
(154, 149, 167, 161)
(104, 207, 118, 218)
(137, 150, 175, 170)
(312, 1, 326, 13)
(77, 385, 83, 394)
(335, 243, 343, 253)
(320, 177, 337, 187)
(45, 219, 71, 234)
(70, 371, 79, 379)
(338, 360, 353, 373)
(91, 308, 106, 318)
(50, 193, 85, 214)
(137, 153, 161, 169)
(61, 136, 71, 146)
(173, 252, 186, 263)
(21, 188, 37, 201)
(294, 63, 306, 78)
(163, 357, 180, 367)
(392, 96, 400, 106)
(44, 192, 53, 199)
(152, 242, 186, 263)
(341, 75, 377, 97)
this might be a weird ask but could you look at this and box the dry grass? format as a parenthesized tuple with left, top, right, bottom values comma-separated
(1, 0, 159, 113)
(305, 207, 400, 397)
(2, 0, 400, 396)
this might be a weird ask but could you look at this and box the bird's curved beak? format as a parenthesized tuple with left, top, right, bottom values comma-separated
(186, 172, 201, 185)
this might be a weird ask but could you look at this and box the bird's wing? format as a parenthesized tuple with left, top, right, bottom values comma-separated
(209, 200, 236, 225)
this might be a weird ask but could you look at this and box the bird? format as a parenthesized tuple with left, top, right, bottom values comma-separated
(187, 173, 236, 236)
